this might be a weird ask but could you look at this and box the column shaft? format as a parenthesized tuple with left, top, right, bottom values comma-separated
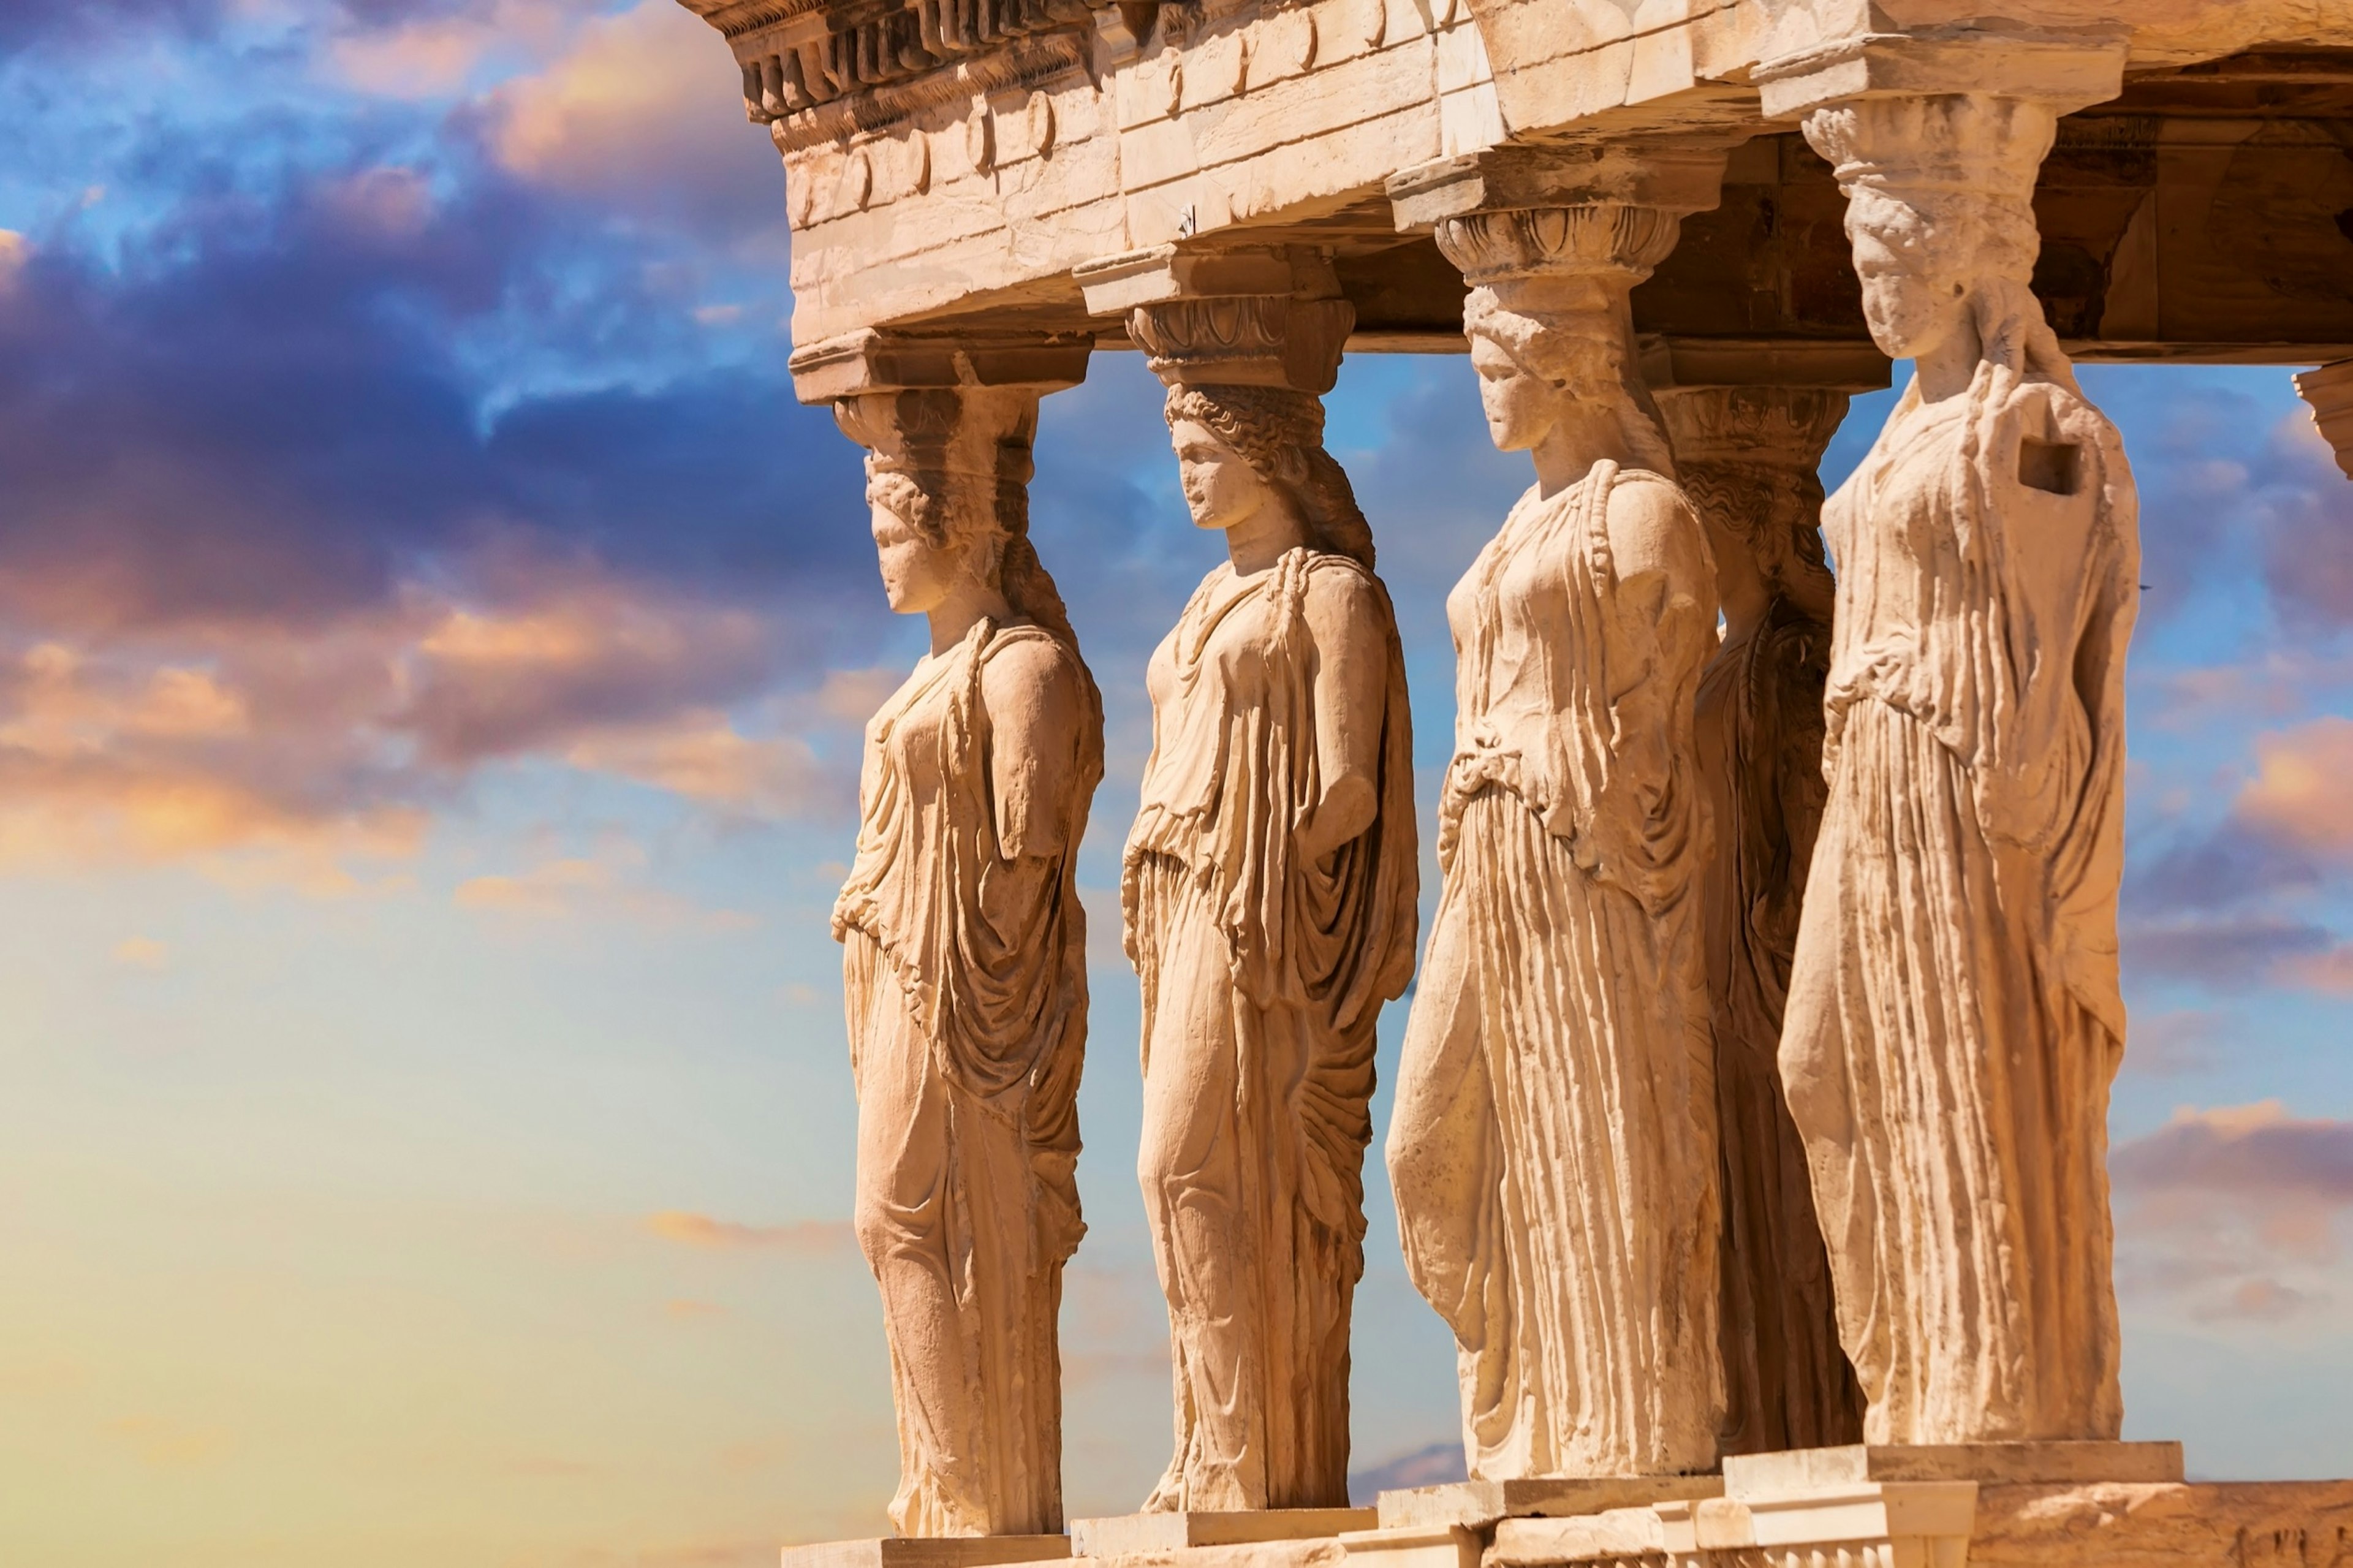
(1759, 33, 2141, 1447)
(794, 330, 1101, 1536)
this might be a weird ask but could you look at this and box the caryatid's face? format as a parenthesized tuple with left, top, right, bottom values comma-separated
(1170, 417, 1273, 534)
(1848, 203, 1973, 362)
(868, 480, 975, 616)
(1469, 332, 1558, 453)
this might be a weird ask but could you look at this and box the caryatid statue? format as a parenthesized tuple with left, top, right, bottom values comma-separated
(830, 381, 1103, 1536)
(1386, 203, 1725, 1479)
(1121, 290, 1419, 1512)
(1778, 89, 2140, 1444)
(1656, 384, 1865, 1455)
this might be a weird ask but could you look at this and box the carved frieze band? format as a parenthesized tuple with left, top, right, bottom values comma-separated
(716, 0, 1120, 152)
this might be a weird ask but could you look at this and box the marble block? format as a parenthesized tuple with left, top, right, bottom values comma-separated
(1462, 1470, 2353, 1568)
(1726, 1444, 2185, 1497)
(1488, 1505, 1712, 1567)
(1338, 1523, 1479, 1568)
(1377, 1478, 1725, 1532)
(1072, 1511, 1377, 1558)
(1080, 1539, 1352, 1568)
(1478, 1485, 1974, 1568)
(783, 1537, 1072, 1568)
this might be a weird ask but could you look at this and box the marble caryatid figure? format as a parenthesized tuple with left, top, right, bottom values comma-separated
(1782, 93, 2140, 1444)
(831, 385, 1103, 1536)
(1122, 294, 1419, 1512)
(1388, 206, 1724, 1480)
(1658, 385, 1865, 1456)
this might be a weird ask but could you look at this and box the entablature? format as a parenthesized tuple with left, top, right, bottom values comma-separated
(672, 0, 2353, 390)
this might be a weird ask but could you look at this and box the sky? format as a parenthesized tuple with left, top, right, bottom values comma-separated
(0, 3, 2349, 1566)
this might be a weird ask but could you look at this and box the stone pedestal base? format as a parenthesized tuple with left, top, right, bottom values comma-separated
(1341, 1523, 1482, 1568)
(1328, 1444, 2352, 1568)
(784, 1538, 1072, 1568)
(1379, 1480, 1726, 1532)
(1072, 1510, 1378, 1568)
(1074, 1512, 1377, 1559)
(1726, 1442, 2186, 1492)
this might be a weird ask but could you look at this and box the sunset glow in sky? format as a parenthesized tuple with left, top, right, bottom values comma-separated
(2, 4, 2351, 1566)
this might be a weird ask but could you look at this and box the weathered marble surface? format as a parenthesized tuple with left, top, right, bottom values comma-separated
(1387, 200, 1724, 1481)
(1371, 1458, 2353, 1568)
(1777, 81, 2142, 1445)
(832, 384, 1104, 1536)
(786, 1537, 1072, 1568)
(680, 0, 2353, 351)
(1971, 1480, 2353, 1568)
(1659, 384, 1863, 1459)
(1377, 1477, 1724, 1534)
(1123, 292, 1419, 1512)
(1075, 1510, 1377, 1557)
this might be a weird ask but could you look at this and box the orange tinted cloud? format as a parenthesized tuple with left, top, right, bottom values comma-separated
(2235, 716, 2353, 857)
(2286, 942, 2353, 994)
(488, 1, 771, 224)
(644, 1211, 855, 1254)
(563, 714, 824, 817)
(455, 839, 759, 928)
(325, 0, 568, 99)
(0, 559, 857, 888)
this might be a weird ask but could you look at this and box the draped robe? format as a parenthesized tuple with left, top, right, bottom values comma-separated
(1780, 346, 2138, 1444)
(1389, 461, 1723, 1479)
(834, 617, 1093, 1536)
(1694, 598, 1863, 1454)
(1123, 548, 1417, 1512)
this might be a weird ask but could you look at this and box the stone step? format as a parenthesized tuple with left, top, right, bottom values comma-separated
(1724, 1441, 2186, 1498)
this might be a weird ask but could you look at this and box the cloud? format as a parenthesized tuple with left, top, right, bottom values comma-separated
(488, 0, 780, 232)
(403, 581, 780, 767)
(0, 0, 219, 51)
(2115, 1102, 2353, 1225)
(0, 561, 860, 888)
(2235, 716, 2353, 858)
(2120, 712, 2353, 998)
(2283, 940, 2353, 995)
(0, 636, 431, 888)
(2109, 376, 2353, 634)
(0, 131, 879, 884)
(2112, 1101, 2353, 1322)
(2126, 822, 2321, 917)
(0, 165, 862, 642)
(455, 838, 759, 927)
(2121, 914, 2335, 990)
(326, 0, 571, 99)
(814, 666, 904, 724)
(643, 1211, 856, 1253)
(2259, 411, 2353, 632)
(562, 715, 827, 817)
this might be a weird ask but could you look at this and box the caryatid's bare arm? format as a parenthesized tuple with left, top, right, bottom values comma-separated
(984, 636, 1088, 863)
(1298, 570, 1392, 863)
